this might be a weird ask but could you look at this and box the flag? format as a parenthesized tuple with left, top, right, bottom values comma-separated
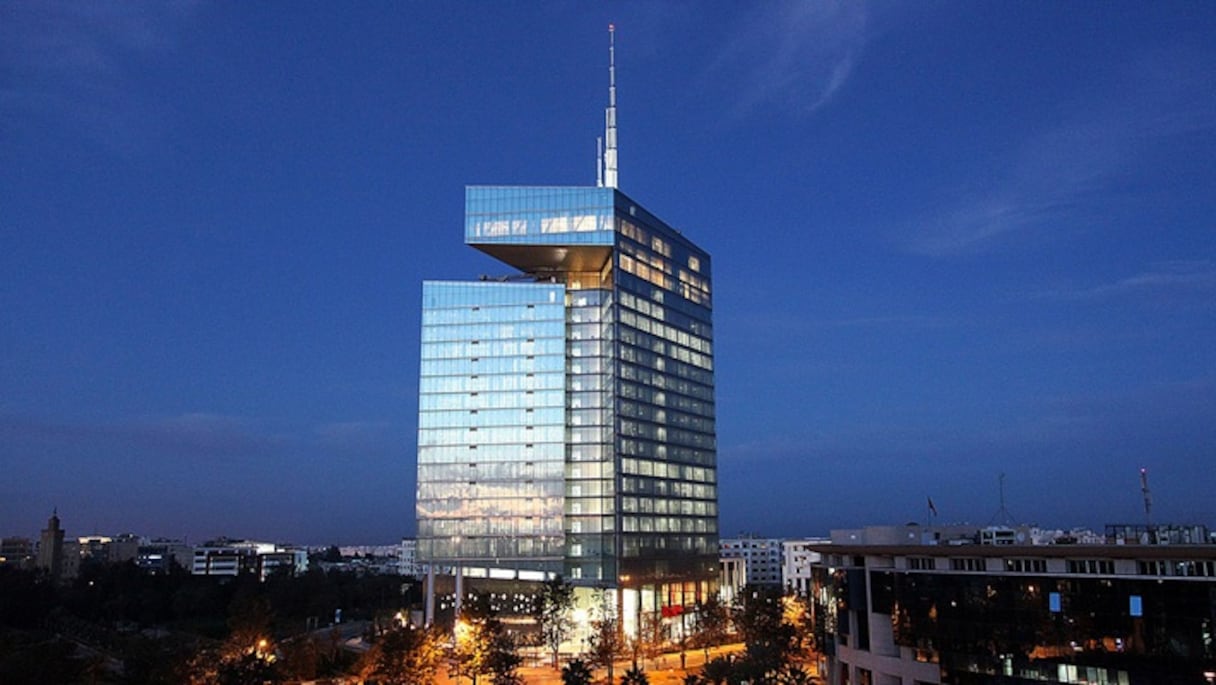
(927, 497, 938, 516)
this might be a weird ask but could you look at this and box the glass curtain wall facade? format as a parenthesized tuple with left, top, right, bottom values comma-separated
(417, 186, 718, 623)
(417, 281, 567, 575)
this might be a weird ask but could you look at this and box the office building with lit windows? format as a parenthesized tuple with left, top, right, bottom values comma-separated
(415, 185, 718, 633)
(415, 26, 717, 635)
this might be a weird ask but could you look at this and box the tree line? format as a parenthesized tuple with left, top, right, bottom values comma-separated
(2, 561, 817, 684)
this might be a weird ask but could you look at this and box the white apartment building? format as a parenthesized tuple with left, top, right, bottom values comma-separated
(781, 538, 826, 596)
(719, 537, 784, 587)
(719, 555, 747, 605)
(192, 539, 307, 580)
(399, 538, 422, 577)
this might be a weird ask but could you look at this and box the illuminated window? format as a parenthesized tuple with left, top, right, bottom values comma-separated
(651, 236, 671, 257)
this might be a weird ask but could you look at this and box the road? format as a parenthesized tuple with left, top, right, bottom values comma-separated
(433, 643, 823, 684)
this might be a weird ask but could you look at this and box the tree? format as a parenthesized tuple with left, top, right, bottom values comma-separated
(700, 656, 733, 685)
(451, 604, 521, 685)
(533, 575, 574, 668)
(185, 593, 280, 685)
(224, 594, 273, 656)
(483, 616, 522, 685)
(278, 636, 321, 681)
(734, 585, 796, 680)
(561, 658, 594, 685)
(359, 624, 444, 685)
(587, 615, 625, 685)
(451, 615, 491, 685)
(692, 594, 729, 659)
(620, 664, 650, 685)
(782, 592, 815, 654)
(635, 611, 667, 669)
(185, 646, 278, 685)
(213, 652, 278, 685)
(775, 662, 815, 685)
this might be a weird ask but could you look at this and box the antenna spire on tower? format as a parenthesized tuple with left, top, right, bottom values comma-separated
(597, 136, 604, 188)
(603, 24, 618, 189)
(988, 472, 1017, 527)
(1140, 467, 1153, 528)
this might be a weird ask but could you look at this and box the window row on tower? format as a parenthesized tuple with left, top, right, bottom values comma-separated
(618, 401, 714, 434)
(418, 489, 562, 517)
(621, 514, 716, 534)
(420, 388, 565, 411)
(419, 372, 565, 394)
(421, 320, 562, 343)
(618, 380, 714, 417)
(421, 337, 566, 359)
(419, 425, 564, 446)
(422, 303, 561, 326)
(418, 443, 564, 463)
(621, 534, 717, 556)
(622, 478, 716, 501)
(621, 458, 715, 483)
(619, 364, 713, 402)
(619, 307, 712, 356)
(619, 438, 715, 467)
(418, 406, 566, 429)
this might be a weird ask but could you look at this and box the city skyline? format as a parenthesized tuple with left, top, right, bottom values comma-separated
(2, 2, 1214, 544)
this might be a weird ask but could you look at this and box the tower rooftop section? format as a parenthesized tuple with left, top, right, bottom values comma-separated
(464, 185, 709, 280)
(464, 186, 615, 274)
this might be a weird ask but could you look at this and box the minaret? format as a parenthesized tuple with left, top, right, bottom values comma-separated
(603, 24, 618, 189)
(38, 509, 65, 581)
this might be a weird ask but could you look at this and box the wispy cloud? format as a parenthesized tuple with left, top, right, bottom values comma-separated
(903, 51, 1216, 257)
(1035, 260, 1216, 301)
(703, 1, 867, 121)
(0, 411, 407, 463)
(732, 310, 950, 336)
(0, 0, 198, 154)
(313, 420, 402, 455)
(0, 411, 284, 461)
(819, 314, 949, 329)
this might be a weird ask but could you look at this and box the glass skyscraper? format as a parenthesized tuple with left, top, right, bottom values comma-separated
(416, 185, 718, 628)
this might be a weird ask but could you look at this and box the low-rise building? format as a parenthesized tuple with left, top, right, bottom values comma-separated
(0, 537, 35, 569)
(79, 533, 140, 565)
(720, 536, 784, 587)
(719, 556, 747, 605)
(809, 523, 1216, 685)
(399, 538, 422, 577)
(192, 539, 307, 581)
(782, 538, 827, 596)
(136, 539, 193, 574)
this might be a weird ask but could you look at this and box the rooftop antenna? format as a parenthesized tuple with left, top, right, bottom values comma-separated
(1140, 467, 1153, 528)
(603, 23, 618, 189)
(989, 472, 1017, 526)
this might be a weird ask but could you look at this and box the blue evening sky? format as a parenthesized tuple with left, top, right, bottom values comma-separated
(3, 2, 1214, 544)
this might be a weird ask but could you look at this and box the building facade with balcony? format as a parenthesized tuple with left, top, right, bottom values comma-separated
(809, 524, 1216, 685)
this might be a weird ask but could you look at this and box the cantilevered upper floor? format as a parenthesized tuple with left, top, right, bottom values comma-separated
(463, 185, 712, 309)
